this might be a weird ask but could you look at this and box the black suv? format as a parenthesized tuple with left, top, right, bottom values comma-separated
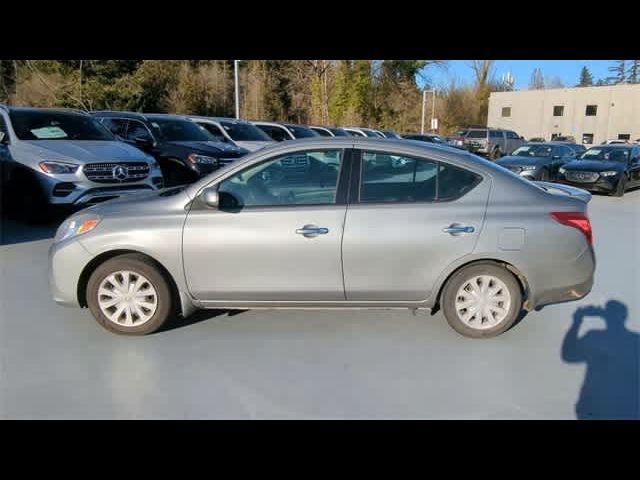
(92, 112, 249, 186)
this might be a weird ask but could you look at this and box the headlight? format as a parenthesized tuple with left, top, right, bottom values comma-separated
(39, 161, 79, 174)
(600, 171, 618, 177)
(187, 154, 218, 165)
(54, 214, 101, 243)
(520, 165, 537, 171)
(559, 167, 566, 174)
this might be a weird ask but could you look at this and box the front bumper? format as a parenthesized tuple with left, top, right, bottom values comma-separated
(49, 238, 93, 307)
(556, 175, 618, 193)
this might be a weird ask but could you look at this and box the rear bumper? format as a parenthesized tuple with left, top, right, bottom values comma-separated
(530, 247, 596, 309)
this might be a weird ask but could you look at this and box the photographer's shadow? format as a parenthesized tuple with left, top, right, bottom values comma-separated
(561, 301, 639, 419)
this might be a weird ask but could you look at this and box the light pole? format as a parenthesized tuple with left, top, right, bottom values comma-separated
(234, 60, 240, 119)
(421, 89, 436, 134)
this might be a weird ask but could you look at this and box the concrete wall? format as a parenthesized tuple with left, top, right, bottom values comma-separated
(488, 84, 640, 146)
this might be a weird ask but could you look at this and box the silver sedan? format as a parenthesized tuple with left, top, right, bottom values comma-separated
(49, 138, 596, 338)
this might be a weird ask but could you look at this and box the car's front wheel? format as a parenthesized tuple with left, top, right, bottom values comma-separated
(441, 263, 523, 338)
(86, 253, 174, 335)
(612, 175, 626, 197)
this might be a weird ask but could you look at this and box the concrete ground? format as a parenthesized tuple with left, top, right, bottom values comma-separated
(1, 191, 638, 419)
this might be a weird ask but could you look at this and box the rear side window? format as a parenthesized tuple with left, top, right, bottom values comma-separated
(359, 151, 481, 204)
(311, 127, 332, 137)
(100, 118, 128, 137)
(489, 130, 502, 138)
(257, 125, 290, 142)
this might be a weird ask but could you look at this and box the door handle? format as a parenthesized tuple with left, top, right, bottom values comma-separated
(296, 225, 329, 237)
(443, 224, 475, 235)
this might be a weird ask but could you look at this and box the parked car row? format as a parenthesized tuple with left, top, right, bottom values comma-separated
(495, 142, 640, 196)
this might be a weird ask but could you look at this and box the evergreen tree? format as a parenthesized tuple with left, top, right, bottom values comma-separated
(577, 66, 594, 87)
(627, 61, 640, 84)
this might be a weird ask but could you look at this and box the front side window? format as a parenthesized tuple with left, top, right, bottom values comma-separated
(126, 120, 153, 141)
(218, 150, 343, 208)
(198, 122, 227, 142)
(359, 151, 481, 203)
(10, 111, 115, 141)
(580, 147, 630, 162)
(100, 117, 128, 137)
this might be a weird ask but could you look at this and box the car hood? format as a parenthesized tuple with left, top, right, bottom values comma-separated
(497, 155, 550, 167)
(562, 159, 625, 172)
(83, 186, 192, 218)
(170, 141, 248, 156)
(233, 140, 274, 152)
(20, 140, 151, 163)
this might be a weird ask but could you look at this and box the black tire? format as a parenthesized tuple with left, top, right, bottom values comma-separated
(612, 176, 626, 197)
(86, 253, 174, 335)
(490, 147, 502, 161)
(441, 262, 523, 339)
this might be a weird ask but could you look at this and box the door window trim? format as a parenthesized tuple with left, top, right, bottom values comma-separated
(194, 148, 354, 211)
(351, 149, 483, 205)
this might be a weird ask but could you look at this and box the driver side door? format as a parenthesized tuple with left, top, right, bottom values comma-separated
(182, 148, 351, 302)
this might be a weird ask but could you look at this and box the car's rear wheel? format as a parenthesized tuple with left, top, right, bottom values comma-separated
(612, 175, 626, 197)
(441, 263, 523, 338)
(87, 253, 174, 335)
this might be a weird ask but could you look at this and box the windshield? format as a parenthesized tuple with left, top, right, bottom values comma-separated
(286, 125, 319, 139)
(362, 130, 380, 138)
(512, 145, 553, 157)
(466, 130, 487, 139)
(9, 110, 114, 141)
(454, 129, 468, 137)
(579, 147, 630, 162)
(149, 118, 212, 142)
(220, 120, 272, 141)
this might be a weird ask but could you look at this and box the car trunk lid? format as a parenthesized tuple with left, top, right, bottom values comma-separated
(533, 181, 592, 203)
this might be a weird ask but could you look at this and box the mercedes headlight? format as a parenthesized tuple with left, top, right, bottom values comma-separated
(559, 167, 566, 174)
(188, 154, 218, 165)
(54, 213, 101, 243)
(600, 171, 618, 177)
(39, 161, 79, 174)
(520, 165, 537, 171)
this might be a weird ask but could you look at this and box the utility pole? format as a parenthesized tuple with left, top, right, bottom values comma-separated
(421, 89, 436, 134)
(234, 60, 240, 119)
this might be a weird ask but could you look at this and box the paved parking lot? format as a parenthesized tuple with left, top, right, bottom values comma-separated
(1, 191, 638, 419)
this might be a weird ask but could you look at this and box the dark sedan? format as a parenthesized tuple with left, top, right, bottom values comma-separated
(496, 143, 577, 181)
(402, 133, 446, 144)
(557, 145, 640, 197)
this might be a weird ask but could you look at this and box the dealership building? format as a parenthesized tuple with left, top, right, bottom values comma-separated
(487, 84, 640, 146)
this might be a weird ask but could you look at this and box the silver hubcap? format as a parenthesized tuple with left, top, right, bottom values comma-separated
(455, 275, 511, 330)
(97, 271, 158, 327)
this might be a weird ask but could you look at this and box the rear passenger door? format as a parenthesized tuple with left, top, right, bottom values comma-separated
(341, 149, 491, 302)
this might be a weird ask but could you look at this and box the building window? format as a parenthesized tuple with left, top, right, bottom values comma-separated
(501, 107, 511, 117)
(582, 133, 594, 144)
(585, 105, 597, 116)
(553, 106, 564, 117)
(618, 134, 631, 141)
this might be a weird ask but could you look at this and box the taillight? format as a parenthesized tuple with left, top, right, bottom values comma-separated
(550, 212, 592, 246)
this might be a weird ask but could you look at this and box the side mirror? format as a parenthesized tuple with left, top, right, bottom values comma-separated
(134, 136, 154, 148)
(201, 187, 219, 208)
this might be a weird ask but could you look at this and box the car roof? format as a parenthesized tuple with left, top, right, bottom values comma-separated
(590, 144, 634, 149)
(5, 106, 89, 115)
(91, 111, 194, 122)
(188, 116, 253, 124)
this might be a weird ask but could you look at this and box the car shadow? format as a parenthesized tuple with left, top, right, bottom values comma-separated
(161, 308, 248, 332)
(561, 300, 639, 419)
(0, 217, 60, 246)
